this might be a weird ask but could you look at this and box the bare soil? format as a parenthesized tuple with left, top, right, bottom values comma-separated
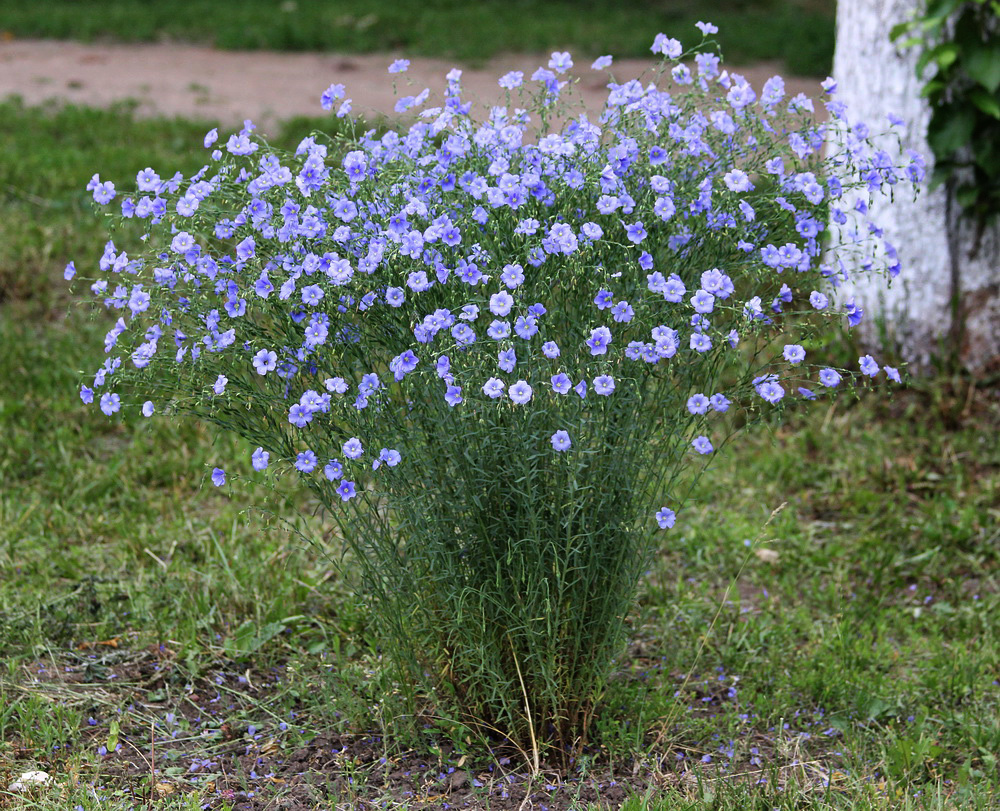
(2, 646, 848, 810)
(0, 39, 823, 131)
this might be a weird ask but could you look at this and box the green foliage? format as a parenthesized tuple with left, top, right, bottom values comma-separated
(891, 0, 1000, 228)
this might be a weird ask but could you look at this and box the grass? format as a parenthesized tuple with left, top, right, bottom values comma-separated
(0, 0, 836, 76)
(1, 103, 998, 809)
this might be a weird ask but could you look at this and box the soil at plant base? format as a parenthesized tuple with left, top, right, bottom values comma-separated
(0, 39, 824, 131)
(4, 646, 848, 810)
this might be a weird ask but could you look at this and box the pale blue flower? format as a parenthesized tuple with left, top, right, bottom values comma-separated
(550, 430, 571, 451)
(656, 507, 676, 529)
(859, 355, 880, 377)
(509, 380, 533, 405)
(819, 368, 842, 387)
(252, 447, 270, 471)
(783, 345, 806, 365)
(594, 375, 615, 396)
(692, 436, 714, 454)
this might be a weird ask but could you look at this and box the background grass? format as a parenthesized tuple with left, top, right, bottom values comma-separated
(0, 0, 836, 76)
(0, 16, 998, 807)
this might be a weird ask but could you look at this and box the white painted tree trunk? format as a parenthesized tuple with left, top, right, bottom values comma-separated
(833, 0, 1000, 374)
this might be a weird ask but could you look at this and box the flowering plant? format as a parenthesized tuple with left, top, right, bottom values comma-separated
(71, 26, 920, 760)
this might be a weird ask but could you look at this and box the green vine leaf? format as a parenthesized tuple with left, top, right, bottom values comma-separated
(916, 41, 959, 77)
(969, 87, 1000, 119)
(964, 46, 1000, 92)
(900, 1, 1000, 225)
(927, 105, 976, 155)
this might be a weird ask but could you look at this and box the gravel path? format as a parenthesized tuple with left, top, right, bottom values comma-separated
(0, 39, 823, 131)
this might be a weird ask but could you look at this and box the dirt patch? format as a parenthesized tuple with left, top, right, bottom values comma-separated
(0, 39, 824, 131)
(1, 646, 854, 810)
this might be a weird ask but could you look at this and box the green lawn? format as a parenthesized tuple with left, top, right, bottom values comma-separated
(1, 102, 998, 809)
(0, 0, 836, 76)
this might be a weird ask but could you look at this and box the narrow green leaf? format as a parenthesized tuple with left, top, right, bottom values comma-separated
(889, 21, 912, 41)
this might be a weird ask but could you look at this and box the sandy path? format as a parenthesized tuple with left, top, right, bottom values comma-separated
(0, 39, 824, 132)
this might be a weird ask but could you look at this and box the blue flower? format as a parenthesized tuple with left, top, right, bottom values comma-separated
(490, 291, 514, 317)
(859, 355, 880, 377)
(710, 393, 730, 412)
(690, 333, 712, 353)
(594, 290, 613, 310)
(498, 71, 523, 89)
(483, 377, 505, 399)
(691, 290, 715, 314)
(809, 291, 829, 310)
(550, 430, 572, 451)
(586, 326, 612, 355)
(100, 392, 121, 416)
(548, 51, 573, 73)
(723, 170, 753, 192)
(625, 221, 647, 244)
(295, 450, 318, 473)
(594, 375, 616, 396)
(514, 316, 538, 340)
(783, 345, 806, 365)
(651, 33, 683, 58)
(656, 507, 676, 529)
(508, 380, 533, 405)
(343, 437, 364, 459)
(336, 480, 357, 501)
(498, 348, 517, 373)
(252, 447, 270, 471)
(687, 394, 710, 414)
(379, 448, 402, 467)
(288, 404, 313, 427)
(320, 84, 346, 110)
(253, 349, 277, 375)
(819, 368, 841, 387)
(755, 377, 785, 404)
(692, 436, 714, 455)
(611, 301, 634, 323)
(211, 468, 226, 487)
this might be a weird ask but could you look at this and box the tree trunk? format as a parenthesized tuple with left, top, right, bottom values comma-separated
(833, 0, 1000, 375)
